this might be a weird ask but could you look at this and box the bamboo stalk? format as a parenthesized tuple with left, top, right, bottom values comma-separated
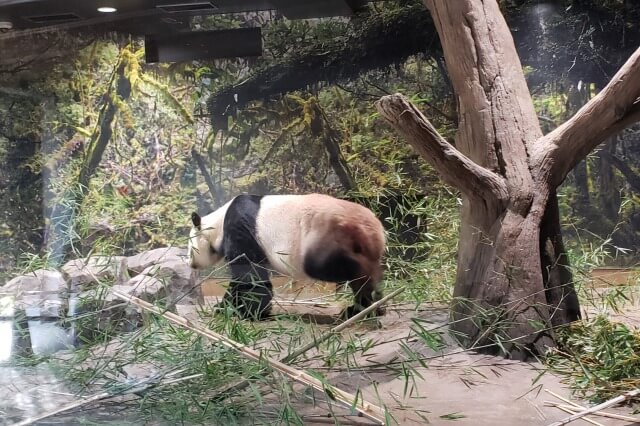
(544, 389, 640, 423)
(10, 370, 202, 426)
(11, 391, 111, 426)
(112, 290, 388, 424)
(544, 389, 584, 409)
(545, 402, 640, 423)
(547, 389, 640, 426)
(546, 404, 604, 426)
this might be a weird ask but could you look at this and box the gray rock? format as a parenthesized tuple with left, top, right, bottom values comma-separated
(127, 247, 187, 274)
(74, 285, 142, 341)
(62, 256, 128, 288)
(120, 275, 167, 302)
(2, 270, 68, 317)
(140, 258, 202, 305)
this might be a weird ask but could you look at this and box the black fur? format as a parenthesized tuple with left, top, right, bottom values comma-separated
(304, 249, 380, 318)
(218, 195, 273, 320)
(303, 250, 361, 283)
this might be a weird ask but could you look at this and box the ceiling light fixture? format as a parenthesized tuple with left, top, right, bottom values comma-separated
(97, 6, 117, 13)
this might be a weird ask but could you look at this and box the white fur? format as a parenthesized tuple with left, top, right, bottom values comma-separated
(254, 195, 310, 279)
(188, 198, 234, 269)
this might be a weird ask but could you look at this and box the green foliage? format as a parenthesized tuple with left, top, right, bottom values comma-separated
(546, 316, 640, 404)
(47, 317, 271, 423)
(532, 92, 566, 122)
(364, 188, 460, 304)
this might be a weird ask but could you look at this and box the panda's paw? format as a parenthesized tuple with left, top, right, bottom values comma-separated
(340, 304, 386, 324)
(340, 305, 359, 320)
(258, 309, 273, 321)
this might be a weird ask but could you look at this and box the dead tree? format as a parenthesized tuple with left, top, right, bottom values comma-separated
(376, 0, 640, 359)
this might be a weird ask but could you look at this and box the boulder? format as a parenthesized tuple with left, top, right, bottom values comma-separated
(74, 285, 142, 342)
(62, 256, 128, 289)
(2, 269, 68, 317)
(118, 275, 167, 302)
(140, 258, 202, 305)
(127, 247, 187, 274)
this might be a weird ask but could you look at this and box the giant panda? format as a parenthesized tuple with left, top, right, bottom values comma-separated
(188, 193, 387, 320)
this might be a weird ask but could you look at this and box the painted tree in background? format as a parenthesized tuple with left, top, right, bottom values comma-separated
(377, 0, 640, 358)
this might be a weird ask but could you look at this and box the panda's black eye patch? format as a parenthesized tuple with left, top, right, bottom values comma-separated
(210, 245, 216, 255)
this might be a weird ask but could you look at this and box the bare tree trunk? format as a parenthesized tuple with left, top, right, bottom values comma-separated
(191, 147, 224, 208)
(376, 0, 640, 358)
(78, 63, 130, 190)
(45, 59, 131, 264)
(540, 191, 581, 327)
(573, 159, 590, 205)
(309, 100, 356, 191)
(598, 137, 620, 221)
(604, 151, 640, 195)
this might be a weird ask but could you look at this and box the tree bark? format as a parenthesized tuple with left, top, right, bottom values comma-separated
(377, 1, 640, 358)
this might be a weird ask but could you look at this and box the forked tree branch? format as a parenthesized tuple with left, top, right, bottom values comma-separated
(534, 47, 640, 188)
(376, 93, 508, 203)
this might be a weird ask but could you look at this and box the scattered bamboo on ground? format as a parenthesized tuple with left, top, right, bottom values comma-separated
(112, 289, 389, 424)
(547, 389, 640, 426)
(544, 389, 640, 423)
(210, 286, 405, 401)
(283, 287, 405, 363)
(9, 370, 203, 426)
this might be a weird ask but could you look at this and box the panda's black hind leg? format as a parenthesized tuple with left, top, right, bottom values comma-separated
(340, 277, 383, 320)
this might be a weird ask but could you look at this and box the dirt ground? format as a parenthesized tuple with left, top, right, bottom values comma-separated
(324, 305, 639, 426)
(239, 283, 640, 426)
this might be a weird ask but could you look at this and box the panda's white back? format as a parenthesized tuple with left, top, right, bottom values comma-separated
(255, 194, 309, 278)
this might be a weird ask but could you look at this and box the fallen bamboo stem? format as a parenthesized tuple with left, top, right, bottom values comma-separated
(273, 299, 331, 306)
(545, 402, 640, 423)
(10, 370, 202, 426)
(112, 290, 388, 424)
(545, 389, 640, 423)
(209, 286, 405, 399)
(547, 389, 640, 426)
(11, 391, 111, 426)
(546, 404, 604, 426)
(544, 389, 583, 409)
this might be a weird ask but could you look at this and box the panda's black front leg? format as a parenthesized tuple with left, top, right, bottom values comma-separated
(218, 260, 273, 320)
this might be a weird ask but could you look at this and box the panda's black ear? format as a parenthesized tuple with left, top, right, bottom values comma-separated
(191, 212, 201, 229)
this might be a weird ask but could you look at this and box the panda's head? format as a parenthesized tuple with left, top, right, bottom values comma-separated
(188, 211, 224, 269)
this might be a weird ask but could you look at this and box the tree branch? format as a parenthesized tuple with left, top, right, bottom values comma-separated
(376, 93, 508, 203)
(207, 2, 438, 129)
(191, 148, 223, 207)
(534, 46, 640, 187)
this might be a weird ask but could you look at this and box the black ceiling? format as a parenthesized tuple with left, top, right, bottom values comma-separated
(0, 0, 371, 34)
